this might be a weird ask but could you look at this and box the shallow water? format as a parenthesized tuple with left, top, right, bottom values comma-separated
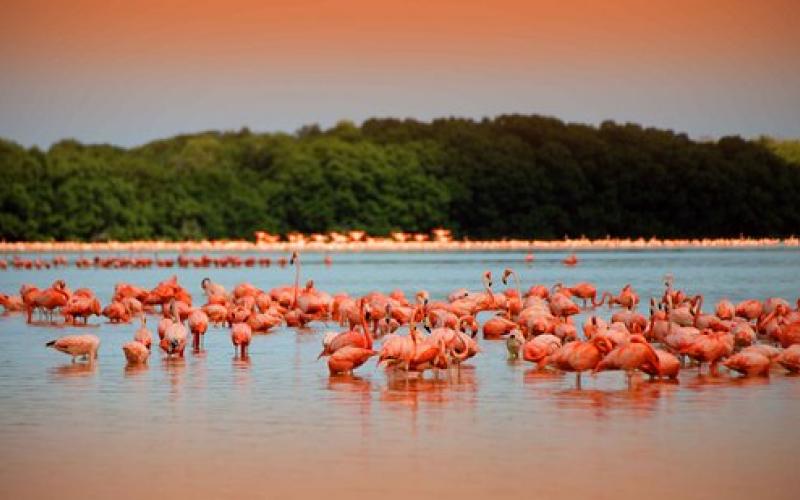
(1, 249, 799, 500)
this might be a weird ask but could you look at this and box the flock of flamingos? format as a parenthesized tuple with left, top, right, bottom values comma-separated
(2, 252, 800, 387)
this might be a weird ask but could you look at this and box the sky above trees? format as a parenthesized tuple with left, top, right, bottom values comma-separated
(1, 0, 799, 147)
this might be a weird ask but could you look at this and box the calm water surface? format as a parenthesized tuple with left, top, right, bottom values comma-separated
(1, 249, 799, 500)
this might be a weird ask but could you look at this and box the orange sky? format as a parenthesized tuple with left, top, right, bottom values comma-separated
(2, 0, 799, 146)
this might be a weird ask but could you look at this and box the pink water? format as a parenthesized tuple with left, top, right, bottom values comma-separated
(1, 250, 798, 499)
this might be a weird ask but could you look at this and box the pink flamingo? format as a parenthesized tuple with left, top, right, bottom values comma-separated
(122, 341, 150, 364)
(160, 301, 187, 358)
(593, 335, 660, 387)
(723, 351, 770, 377)
(777, 345, 800, 373)
(549, 336, 613, 388)
(188, 309, 209, 351)
(231, 322, 252, 358)
(46, 334, 100, 363)
(134, 316, 153, 350)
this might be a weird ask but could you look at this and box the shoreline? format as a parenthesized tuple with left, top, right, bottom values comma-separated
(0, 237, 798, 254)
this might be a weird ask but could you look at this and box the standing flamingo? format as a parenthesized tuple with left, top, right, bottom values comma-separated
(231, 322, 252, 358)
(549, 336, 613, 388)
(160, 300, 187, 358)
(723, 351, 770, 377)
(46, 335, 100, 363)
(188, 309, 209, 351)
(134, 316, 153, 350)
(327, 313, 376, 375)
(593, 335, 660, 387)
(122, 341, 150, 364)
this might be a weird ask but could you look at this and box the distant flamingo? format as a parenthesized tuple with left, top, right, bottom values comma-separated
(562, 253, 578, 266)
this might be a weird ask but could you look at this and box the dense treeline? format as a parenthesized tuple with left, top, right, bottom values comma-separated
(2, 115, 799, 241)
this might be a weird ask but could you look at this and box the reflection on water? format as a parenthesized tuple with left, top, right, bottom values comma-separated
(49, 362, 97, 379)
(2, 249, 800, 499)
(123, 363, 148, 378)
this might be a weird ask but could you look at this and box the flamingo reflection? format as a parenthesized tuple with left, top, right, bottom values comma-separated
(49, 362, 97, 379)
(162, 357, 187, 398)
(123, 363, 149, 378)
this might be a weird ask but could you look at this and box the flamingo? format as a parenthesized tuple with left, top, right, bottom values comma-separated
(46, 334, 100, 363)
(522, 334, 562, 369)
(188, 309, 209, 350)
(735, 299, 763, 322)
(122, 341, 150, 364)
(327, 317, 376, 375)
(549, 336, 613, 388)
(552, 282, 603, 309)
(603, 284, 639, 310)
(62, 295, 101, 325)
(231, 322, 252, 358)
(723, 351, 771, 377)
(680, 330, 734, 375)
(715, 299, 735, 320)
(160, 300, 187, 358)
(103, 301, 130, 323)
(741, 344, 781, 361)
(777, 345, 800, 373)
(201, 277, 227, 299)
(562, 253, 578, 266)
(549, 291, 580, 320)
(202, 303, 229, 326)
(482, 314, 517, 339)
(593, 335, 661, 387)
(27, 280, 70, 323)
(134, 316, 153, 350)
(0, 293, 24, 312)
(639, 349, 681, 380)
(501, 268, 523, 316)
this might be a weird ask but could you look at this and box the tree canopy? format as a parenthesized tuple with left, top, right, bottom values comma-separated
(2, 115, 799, 241)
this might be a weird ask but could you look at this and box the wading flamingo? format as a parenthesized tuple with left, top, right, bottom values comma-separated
(46, 334, 100, 363)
